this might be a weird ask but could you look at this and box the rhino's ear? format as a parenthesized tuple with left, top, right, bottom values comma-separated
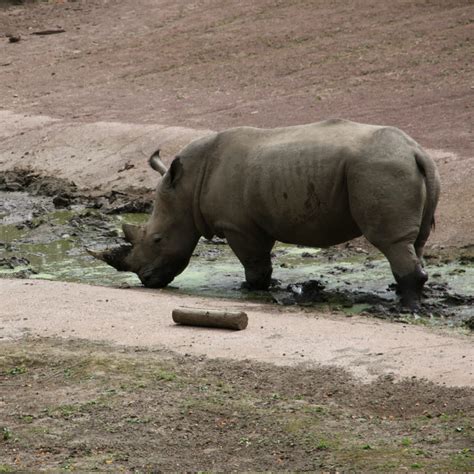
(148, 149, 168, 176)
(122, 223, 142, 244)
(163, 157, 183, 189)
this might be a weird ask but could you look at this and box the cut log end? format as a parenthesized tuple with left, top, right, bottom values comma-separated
(172, 307, 248, 330)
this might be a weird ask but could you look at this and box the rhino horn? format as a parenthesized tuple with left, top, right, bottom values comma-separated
(86, 248, 106, 262)
(122, 223, 142, 244)
(148, 149, 168, 175)
(86, 244, 133, 272)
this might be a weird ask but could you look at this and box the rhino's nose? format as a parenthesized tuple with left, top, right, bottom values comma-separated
(139, 270, 173, 289)
(139, 271, 160, 288)
(138, 272, 152, 287)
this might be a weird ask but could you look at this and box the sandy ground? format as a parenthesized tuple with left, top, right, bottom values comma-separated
(2, 278, 473, 387)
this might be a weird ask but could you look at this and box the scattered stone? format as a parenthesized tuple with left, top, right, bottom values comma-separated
(118, 161, 135, 173)
(464, 316, 474, 331)
(53, 193, 72, 208)
(0, 256, 30, 269)
(31, 29, 66, 36)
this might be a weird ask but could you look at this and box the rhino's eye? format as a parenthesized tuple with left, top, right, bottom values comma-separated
(152, 234, 162, 244)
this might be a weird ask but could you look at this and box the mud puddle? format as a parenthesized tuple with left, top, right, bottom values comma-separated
(1, 191, 473, 328)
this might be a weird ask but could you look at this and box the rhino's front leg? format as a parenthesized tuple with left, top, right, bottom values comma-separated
(225, 229, 274, 290)
(242, 257, 273, 290)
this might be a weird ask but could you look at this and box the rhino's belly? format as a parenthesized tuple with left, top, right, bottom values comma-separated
(272, 221, 361, 247)
(260, 209, 362, 248)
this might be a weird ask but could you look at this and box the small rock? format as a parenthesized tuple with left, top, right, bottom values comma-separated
(464, 316, 474, 331)
(53, 194, 71, 208)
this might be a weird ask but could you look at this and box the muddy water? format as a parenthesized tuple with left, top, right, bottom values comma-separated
(1, 191, 473, 327)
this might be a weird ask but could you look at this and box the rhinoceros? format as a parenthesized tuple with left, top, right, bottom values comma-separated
(89, 119, 440, 308)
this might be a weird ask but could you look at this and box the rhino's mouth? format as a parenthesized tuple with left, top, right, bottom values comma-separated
(138, 268, 175, 288)
(139, 274, 174, 288)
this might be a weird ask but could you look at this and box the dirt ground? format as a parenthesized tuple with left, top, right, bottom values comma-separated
(0, 0, 472, 153)
(1, 337, 473, 471)
(0, 0, 473, 471)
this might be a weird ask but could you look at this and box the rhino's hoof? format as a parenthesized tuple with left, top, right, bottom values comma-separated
(400, 298, 421, 313)
(241, 280, 270, 291)
(396, 265, 427, 311)
(269, 278, 282, 289)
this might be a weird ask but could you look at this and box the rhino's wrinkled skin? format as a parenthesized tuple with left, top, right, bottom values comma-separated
(94, 119, 440, 308)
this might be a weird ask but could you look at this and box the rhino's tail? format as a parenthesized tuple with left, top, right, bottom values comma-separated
(414, 149, 441, 257)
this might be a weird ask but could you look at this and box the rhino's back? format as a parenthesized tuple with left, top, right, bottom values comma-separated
(201, 120, 417, 246)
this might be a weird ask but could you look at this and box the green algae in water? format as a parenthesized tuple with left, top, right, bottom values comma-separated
(0, 207, 143, 286)
(2, 213, 474, 301)
(0, 223, 27, 243)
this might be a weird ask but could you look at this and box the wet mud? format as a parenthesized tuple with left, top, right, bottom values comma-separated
(1, 190, 473, 329)
(0, 168, 153, 213)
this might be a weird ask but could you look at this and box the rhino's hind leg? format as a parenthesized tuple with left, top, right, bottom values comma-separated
(225, 230, 274, 291)
(379, 241, 428, 309)
(348, 163, 428, 309)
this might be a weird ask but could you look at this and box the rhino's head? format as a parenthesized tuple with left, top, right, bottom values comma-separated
(89, 150, 200, 288)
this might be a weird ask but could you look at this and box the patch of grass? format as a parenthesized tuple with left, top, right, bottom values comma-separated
(1, 427, 12, 441)
(303, 404, 327, 415)
(47, 404, 79, 419)
(6, 366, 27, 376)
(315, 438, 331, 450)
(18, 415, 34, 424)
(449, 448, 473, 470)
(41, 397, 111, 420)
(0, 465, 14, 473)
(154, 369, 177, 382)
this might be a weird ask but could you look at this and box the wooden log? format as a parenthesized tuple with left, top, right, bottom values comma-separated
(172, 307, 248, 330)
